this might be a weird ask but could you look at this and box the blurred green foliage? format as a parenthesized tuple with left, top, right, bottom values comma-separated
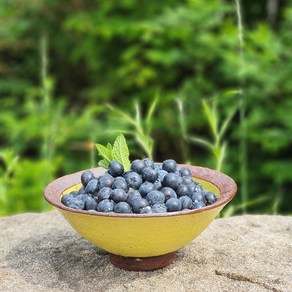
(0, 0, 292, 216)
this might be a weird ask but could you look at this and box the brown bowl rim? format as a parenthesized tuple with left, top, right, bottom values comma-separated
(44, 164, 237, 218)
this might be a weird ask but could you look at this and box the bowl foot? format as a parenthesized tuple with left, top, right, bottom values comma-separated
(109, 252, 176, 271)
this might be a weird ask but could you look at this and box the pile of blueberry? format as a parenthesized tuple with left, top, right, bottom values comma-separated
(61, 158, 218, 214)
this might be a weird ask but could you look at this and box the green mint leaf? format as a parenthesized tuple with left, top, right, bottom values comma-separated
(112, 134, 131, 171)
(98, 159, 109, 169)
(106, 143, 113, 151)
(95, 135, 131, 170)
(95, 143, 113, 163)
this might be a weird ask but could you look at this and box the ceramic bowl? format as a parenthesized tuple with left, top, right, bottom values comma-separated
(44, 164, 237, 270)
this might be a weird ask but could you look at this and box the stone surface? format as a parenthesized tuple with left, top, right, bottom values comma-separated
(0, 211, 291, 292)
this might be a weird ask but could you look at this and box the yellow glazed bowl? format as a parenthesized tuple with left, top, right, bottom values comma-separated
(44, 165, 236, 262)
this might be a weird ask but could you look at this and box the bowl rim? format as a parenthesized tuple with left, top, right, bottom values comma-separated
(44, 164, 237, 218)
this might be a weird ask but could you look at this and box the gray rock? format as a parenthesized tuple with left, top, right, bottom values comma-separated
(0, 211, 291, 292)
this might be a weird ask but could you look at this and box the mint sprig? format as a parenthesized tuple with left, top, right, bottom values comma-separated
(95, 134, 131, 171)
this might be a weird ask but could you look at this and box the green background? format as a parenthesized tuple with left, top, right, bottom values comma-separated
(0, 0, 291, 216)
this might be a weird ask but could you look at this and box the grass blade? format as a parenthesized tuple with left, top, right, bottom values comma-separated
(202, 99, 217, 139)
(189, 136, 213, 150)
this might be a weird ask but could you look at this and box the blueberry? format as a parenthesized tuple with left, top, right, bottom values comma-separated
(140, 206, 153, 214)
(160, 187, 177, 200)
(75, 194, 89, 202)
(61, 193, 72, 206)
(162, 159, 177, 173)
(72, 190, 80, 196)
(97, 199, 115, 212)
(195, 183, 204, 192)
(142, 167, 158, 183)
(108, 160, 124, 177)
(110, 188, 128, 203)
(139, 181, 155, 197)
(78, 187, 86, 194)
(112, 177, 129, 192)
(182, 176, 194, 185)
(81, 170, 95, 187)
(143, 158, 154, 168)
(98, 173, 114, 188)
(176, 184, 190, 197)
(131, 198, 149, 213)
(123, 171, 131, 180)
(205, 191, 218, 205)
(191, 201, 206, 209)
(158, 169, 168, 180)
(125, 172, 142, 189)
(84, 179, 99, 195)
(154, 163, 162, 171)
(191, 192, 206, 204)
(186, 181, 196, 193)
(67, 197, 85, 210)
(176, 175, 183, 186)
(162, 173, 180, 190)
(165, 198, 182, 212)
(179, 196, 192, 209)
(84, 196, 98, 210)
(146, 190, 165, 205)
(114, 202, 132, 213)
(126, 190, 142, 206)
(131, 159, 147, 174)
(179, 167, 192, 177)
(153, 178, 163, 190)
(152, 203, 167, 213)
(97, 187, 112, 202)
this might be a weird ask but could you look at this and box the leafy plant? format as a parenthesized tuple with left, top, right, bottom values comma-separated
(6, 159, 56, 214)
(107, 95, 159, 159)
(0, 149, 19, 216)
(189, 95, 238, 172)
(1, 0, 292, 216)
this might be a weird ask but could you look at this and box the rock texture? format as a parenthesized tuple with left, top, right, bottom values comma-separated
(1, 211, 291, 292)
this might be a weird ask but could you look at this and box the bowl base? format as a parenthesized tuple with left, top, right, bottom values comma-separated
(109, 252, 176, 271)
